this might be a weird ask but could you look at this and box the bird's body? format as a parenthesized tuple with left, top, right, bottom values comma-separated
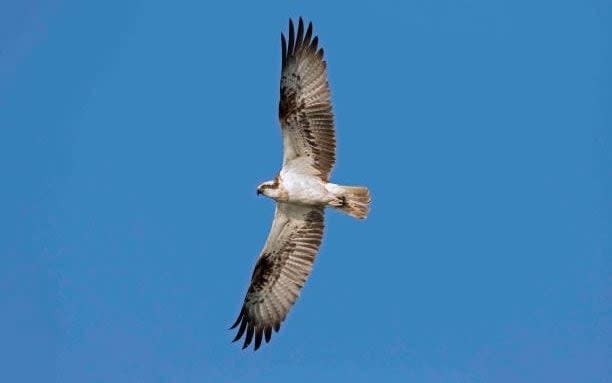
(263, 166, 332, 206)
(231, 18, 371, 350)
(281, 170, 331, 205)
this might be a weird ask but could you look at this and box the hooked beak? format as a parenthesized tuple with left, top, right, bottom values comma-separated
(256, 188, 262, 196)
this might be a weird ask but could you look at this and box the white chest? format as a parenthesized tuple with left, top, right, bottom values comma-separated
(279, 170, 329, 206)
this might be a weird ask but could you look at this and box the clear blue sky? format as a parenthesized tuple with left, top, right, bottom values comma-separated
(1, 1, 610, 382)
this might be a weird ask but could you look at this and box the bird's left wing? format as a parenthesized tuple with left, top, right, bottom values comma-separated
(231, 202, 325, 350)
(279, 18, 336, 181)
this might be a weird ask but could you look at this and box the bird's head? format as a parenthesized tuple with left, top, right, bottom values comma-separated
(256, 177, 280, 198)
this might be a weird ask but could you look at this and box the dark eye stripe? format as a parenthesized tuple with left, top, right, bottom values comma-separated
(261, 177, 280, 190)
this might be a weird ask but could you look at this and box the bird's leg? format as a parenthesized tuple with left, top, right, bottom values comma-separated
(327, 196, 346, 208)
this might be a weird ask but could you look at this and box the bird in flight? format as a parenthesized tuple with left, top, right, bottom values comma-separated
(230, 18, 371, 351)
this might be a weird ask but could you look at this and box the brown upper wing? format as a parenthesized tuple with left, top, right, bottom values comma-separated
(230, 203, 325, 351)
(279, 18, 336, 181)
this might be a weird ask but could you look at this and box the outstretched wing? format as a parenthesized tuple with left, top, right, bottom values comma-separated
(279, 18, 336, 181)
(230, 203, 325, 350)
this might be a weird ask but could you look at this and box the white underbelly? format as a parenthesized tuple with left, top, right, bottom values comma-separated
(280, 171, 330, 206)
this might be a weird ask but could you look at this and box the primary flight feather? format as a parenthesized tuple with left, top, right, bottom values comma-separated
(230, 18, 371, 351)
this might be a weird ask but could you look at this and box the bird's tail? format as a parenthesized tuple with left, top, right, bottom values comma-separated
(329, 185, 371, 219)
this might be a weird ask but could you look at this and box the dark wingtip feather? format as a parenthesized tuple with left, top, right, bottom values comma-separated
(287, 19, 295, 54)
(232, 317, 248, 342)
(229, 309, 243, 329)
(264, 327, 272, 343)
(242, 323, 255, 349)
(254, 328, 263, 351)
(311, 36, 319, 52)
(304, 22, 313, 46)
(296, 18, 304, 50)
(281, 33, 287, 67)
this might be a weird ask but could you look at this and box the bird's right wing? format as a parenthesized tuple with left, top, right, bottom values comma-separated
(230, 202, 325, 350)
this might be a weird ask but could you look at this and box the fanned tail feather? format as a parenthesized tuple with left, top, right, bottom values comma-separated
(332, 185, 371, 219)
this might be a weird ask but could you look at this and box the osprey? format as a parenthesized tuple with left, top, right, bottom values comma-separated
(231, 18, 371, 350)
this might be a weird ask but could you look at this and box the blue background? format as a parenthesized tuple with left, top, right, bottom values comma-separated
(1, 1, 610, 382)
